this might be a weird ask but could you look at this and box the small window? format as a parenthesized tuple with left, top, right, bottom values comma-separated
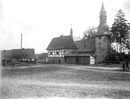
(50, 52, 52, 55)
(57, 52, 59, 55)
(99, 36, 101, 39)
(99, 42, 101, 45)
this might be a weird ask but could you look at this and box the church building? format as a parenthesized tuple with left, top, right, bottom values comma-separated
(46, 2, 111, 64)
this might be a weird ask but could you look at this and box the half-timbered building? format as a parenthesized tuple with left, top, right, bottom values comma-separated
(46, 35, 79, 63)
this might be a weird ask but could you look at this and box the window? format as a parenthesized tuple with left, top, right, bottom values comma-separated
(50, 52, 52, 55)
(99, 36, 101, 39)
(57, 52, 59, 55)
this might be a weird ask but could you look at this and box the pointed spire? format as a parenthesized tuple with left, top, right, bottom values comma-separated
(101, 1, 105, 11)
(70, 24, 73, 36)
(100, 1, 106, 16)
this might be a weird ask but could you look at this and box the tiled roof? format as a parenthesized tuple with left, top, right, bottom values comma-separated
(75, 39, 95, 52)
(46, 35, 78, 50)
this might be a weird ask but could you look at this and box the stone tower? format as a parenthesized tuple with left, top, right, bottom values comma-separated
(95, 2, 111, 63)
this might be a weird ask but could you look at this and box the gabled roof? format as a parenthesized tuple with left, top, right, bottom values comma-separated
(46, 35, 78, 50)
(75, 39, 95, 52)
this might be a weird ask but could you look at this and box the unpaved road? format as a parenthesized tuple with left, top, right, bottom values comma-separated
(1, 64, 130, 99)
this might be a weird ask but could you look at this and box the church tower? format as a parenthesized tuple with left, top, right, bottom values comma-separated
(95, 2, 111, 63)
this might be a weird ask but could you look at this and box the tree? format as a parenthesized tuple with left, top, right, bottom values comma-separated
(110, 9, 129, 53)
(11, 52, 21, 60)
(110, 9, 129, 71)
(83, 26, 97, 39)
(38, 53, 48, 59)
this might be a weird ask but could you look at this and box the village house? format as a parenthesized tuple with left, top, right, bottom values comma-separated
(46, 2, 111, 64)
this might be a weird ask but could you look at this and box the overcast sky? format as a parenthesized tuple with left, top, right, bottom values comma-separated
(0, 0, 130, 53)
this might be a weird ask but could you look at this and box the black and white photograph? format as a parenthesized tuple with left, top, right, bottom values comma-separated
(0, 0, 130, 99)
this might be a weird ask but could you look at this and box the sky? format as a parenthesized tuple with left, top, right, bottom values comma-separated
(0, 0, 130, 53)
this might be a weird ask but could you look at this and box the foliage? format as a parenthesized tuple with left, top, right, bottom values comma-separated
(6, 60, 21, 66)
(110, 9, 129, 51)
(11, 51, 29, 60)
(11, 52, 21, 60)
(37, 53, 48, 59)
(105, 49, 120, 62)
(83, 26, 97, 39)
(21, 52, 28, 59)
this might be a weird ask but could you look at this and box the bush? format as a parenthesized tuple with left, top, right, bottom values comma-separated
(6, 60, 21, 66)
(105, 52, 120, 61)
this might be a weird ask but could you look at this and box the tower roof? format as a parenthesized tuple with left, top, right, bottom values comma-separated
(96, 1, 110, 36)
(100, 2, 106, 16)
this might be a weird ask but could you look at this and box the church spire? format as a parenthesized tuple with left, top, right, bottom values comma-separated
(70, 24, 73, 36)
(100, 1, 106, 16)
(97, 1, 109, 35)
(99, 1, 107, 25)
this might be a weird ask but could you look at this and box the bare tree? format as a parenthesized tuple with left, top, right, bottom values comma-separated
(83, 26, 97, 39)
